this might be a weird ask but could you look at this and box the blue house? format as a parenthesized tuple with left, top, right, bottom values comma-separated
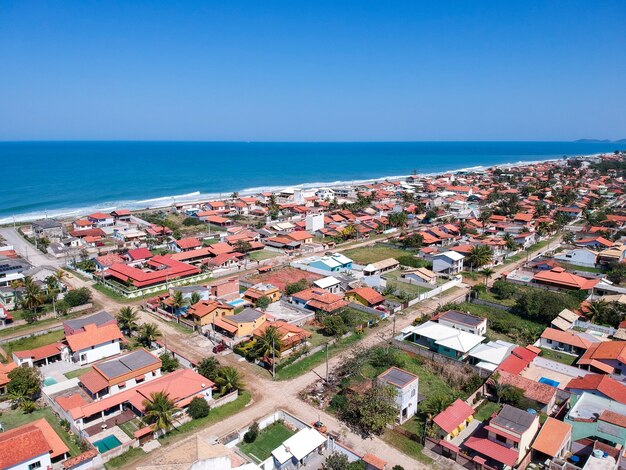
(307, 253, 353, 272)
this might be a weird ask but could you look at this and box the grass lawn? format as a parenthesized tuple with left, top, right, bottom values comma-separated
(341, 245, 411, 265)
(559, 263, 604, 274)
(238, 422, 295, 463)
(118, 417, 144, 439)
(0, 317, 63, 339)
(248, 250, 281, 261)
(158, 391, 251, 446)
(0, 407, 82, 456)
(104, 447, 146, 470)
(539, 347, 578, 365)
(383, 271, 434, 296)
(474, 400, 501, 422)
(478, 289, 517, 307)
(64, 366, 92, 380)
(3, 330, 65, 355)
(382, 428, 433, 464)
(276, 333, 363, 380)
(92, 283, 135, 303)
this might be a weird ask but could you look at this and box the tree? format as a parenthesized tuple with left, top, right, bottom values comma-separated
(479, 268, 495, 286)
(243, 421, 259, 443)
(234, 240, 252, 253)
(215, 366, 243, 394)
(7, 366, 41, 406)
(256, 295, 271, 310)
(499, 385, 525, 407)
(253, 326, 283, 359)
(187, 396, 210, 419)
(467, 245, 493, 269)
(563, 232, 575, 244)
(478, 211, 491, 230)
(491, 280, 517, 300)
(503, 233, 517, 251)
(137, 322, 162, 347)
(159, 352, 180, 372)
(388, 211, 408, 228)
(142, 391, 179, 434)
(285, 279, 309, 296)
(322, 452, 350, 470)
(117, 306, 139, 336)
(21, 277, 44, 313)
(197, 357, 221, 381)
(323, 315, 348, 337)
(339, 384, 398, 437)
(170, 291, 186, 313)
(63, 287, 92, 307)
(608, 262, 626, 284)
(515, 289, 578, 323)
(190, 292, 201, 305)
(420, 393, 453, 417)
(400, 233, 423, 249)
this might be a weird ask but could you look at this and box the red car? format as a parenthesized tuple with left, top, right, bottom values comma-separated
(213, 342, 228, 354)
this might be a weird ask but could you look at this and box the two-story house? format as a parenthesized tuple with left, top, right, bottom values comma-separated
(65, 323, 124, 365)
(465, 405, 540, 469)
(377, 367, 419, 424)
(435, 310, 487, 336)
(432, 251, 464, 275)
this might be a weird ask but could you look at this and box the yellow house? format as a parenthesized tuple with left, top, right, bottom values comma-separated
(186, 300, 234, 329)
(433, 398, 475, 441)
(243, 283, 281, 304)
(345, 287, 385, 307)
(213, 308, 267, 338)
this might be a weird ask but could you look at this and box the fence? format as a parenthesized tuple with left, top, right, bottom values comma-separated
(470, 298, 513, 312)
(93, 272, 213, 299)
(424, 437, 498, 470)
(573, 319, 616, 336)
(405, 277, 463, 307)
(392, 338, 492, 378)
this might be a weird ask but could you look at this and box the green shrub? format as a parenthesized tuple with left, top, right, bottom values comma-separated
(63, 287, 92, 307)
(188, 397, 210, 419)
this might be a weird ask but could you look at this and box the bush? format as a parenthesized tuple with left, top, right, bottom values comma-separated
(182, 217, 202, 226)
(243, 421, 259, 443)
(63, 287, 92, 307)
(285, 279, 309, 296)
(187, 396, 210, 419)
(514, 289, 578, 323)
(491, 280, 517, 299)
(323, 315, 348, 337)
(159, 353, 180, 372)
(396, 255, 430, 269)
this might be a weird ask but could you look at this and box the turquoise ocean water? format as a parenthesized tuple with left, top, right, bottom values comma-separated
(0, 141, 621, 223)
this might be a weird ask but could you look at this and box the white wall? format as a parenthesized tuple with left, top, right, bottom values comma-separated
(73, 341, 121, 364)
(7, 452, 51, 470)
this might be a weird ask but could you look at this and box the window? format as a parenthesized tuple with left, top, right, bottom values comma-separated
(496, 434, 507, 444)
(411, 389, 416, 397)
(29, 462, 42, 470)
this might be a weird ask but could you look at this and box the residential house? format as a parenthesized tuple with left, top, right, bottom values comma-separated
(291, 288, 348, 313)
(577, 341, 626, 378)
(530, 418, 572, 462)
(495, 371, 557, 414)
(403, 321, 485, 360)
(565, 392, 626, 447)
(0, 418, 70, 468)
(0, 256, 29, 287)
(433, 398, 475, 441)
(125, 247, 154, 265)
(12, 342, 67, 367)
(111, 209, 132, 222)
(554, 248, 598, 268)
(550, 308, 581, 331)
(345, 286, 385, 307)
(271, 427, 327, 469)
(401, 267, 437, 285)
(87, 212, 115, 227)
(212, 308, 266, 339)
(303, 253, 353, 272)
(209, 278, 240, 301)
(65, 323, 124, 364)
(168, 237, 202, 252)
(363, 258, 400, 277)
(64, 310, 116, 336)
(532, 267, 600, 291)
(377, 367, 419, 424)
(575, 236, 613, 250)
(435, 310, 487, 336)
(539, 327, 598, 356)
(313, 276, 343, 293)
(32, 218, 64, 241)
(566, 374, 626, 404)
(432, 251, 464, 275)
(466, 340, 516, 372)
(186, 300, 235, 331)
(0, 361, 17, 394)
(105, 256, 200, 288)
(79, 348, 162, 399)
(464, 405, 540, 469)
(252, 320, 312, 354)
(286, 230, 314, 244)
(243, 283, 281, 304)
(597, 244, 626, 266)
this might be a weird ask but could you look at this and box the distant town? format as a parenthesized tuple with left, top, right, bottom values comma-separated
(4, 151, 626, 470)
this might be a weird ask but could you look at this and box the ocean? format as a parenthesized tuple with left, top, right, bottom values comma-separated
(0, 141, 621, 223)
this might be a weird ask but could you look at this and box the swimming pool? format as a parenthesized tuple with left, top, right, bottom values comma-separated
(228, 299, 245, 307)
(43, 377, 58, 386)
(93, 435, 122, 453)
(539, 377, 560, 388)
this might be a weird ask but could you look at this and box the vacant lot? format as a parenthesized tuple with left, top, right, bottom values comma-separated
(3, 330, 65, 355)
(342, 245, 410, 264)
(238, 422, 295, 462)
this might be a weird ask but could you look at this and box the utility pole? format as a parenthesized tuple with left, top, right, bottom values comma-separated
(272, 337, 276, 380)
(325, 343, 329, 383)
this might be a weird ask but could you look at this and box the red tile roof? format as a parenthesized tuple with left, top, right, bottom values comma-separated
(106, 255, 200, 287)
(464, 436, 518, 467)
(433, 398, 475, 433)
(531, 418, 571, 457)
(599, 410, 626, 428)
(65, 323, 123, 352)
(497, 346, 538, 375)
(540, 328, 594, 349)
(566, 374, 626, 404)
(533, 268, 600, 290)
(127, 247, 153, 260)
(175, 237, 201, 249)
(346, 287, 385, 306)
(13, 342, 64, 361)
(578, 341, 626, 366)
(497, 371, 557, 405)
(0, 426, 51, 468)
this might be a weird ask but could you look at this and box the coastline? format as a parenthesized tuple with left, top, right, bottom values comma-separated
(0, 153, 598, 225)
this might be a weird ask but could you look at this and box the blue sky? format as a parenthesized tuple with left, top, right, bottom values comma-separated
(1, 1, 625, 141)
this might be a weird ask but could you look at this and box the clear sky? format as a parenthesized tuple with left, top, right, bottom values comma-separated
(1, 1, 625, 141)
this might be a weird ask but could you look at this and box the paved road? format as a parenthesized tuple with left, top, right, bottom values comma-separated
(0, 227, 64, 268)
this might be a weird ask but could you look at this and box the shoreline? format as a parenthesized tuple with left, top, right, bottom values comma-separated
(0, 153, 600, 225)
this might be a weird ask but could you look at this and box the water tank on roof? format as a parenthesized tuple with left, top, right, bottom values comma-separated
(593, 450, 604, 459)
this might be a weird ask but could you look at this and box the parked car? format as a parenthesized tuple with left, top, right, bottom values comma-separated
(213, 342, 228, 353)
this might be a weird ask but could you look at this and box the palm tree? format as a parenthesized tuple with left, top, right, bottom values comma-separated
(253, 326, 283, 359)
(563, 232, 575, 244)
(137, 322, 162, 347)
(10, 279, 23, 309)
(190, 292, 201, 305)
(142, 391, 179, 434)
(22, 277, 44, 312)
(231, 191, 239, 201)
(479, 268, 496, 286)
(478, 211, 491, 231)
(54, 269, 67, 287)
(467, 245, 493, 269)
(503, 233, 517, 251)
(117, 306, 139, 336)
(170, 291, 186, 314)
(586, 299, 609, 322)
(458, 219, 468, 236)
(215, 366, 243, 394)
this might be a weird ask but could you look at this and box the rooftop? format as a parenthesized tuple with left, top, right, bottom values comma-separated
(378, 366, 419, 389)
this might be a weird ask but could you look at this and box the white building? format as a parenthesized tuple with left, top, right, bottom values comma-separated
(554, 248, 598, 268)
(432, 251, 465, 275)
(65, 323, 124, 365)
(305, 213, 325, 232)
(377, 367, 419, 424)
(313, 276, 343, 294)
